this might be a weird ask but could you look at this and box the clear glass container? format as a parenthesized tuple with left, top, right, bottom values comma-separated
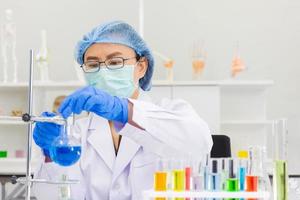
(50, 115, 81, 167)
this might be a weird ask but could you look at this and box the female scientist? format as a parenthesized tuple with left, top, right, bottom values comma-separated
(33, 21, 213, 200)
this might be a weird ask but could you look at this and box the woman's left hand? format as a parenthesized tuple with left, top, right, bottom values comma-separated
(58, 86, 129, 123)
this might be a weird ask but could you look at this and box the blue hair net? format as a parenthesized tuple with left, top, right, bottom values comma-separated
(75, 21, 154, 91)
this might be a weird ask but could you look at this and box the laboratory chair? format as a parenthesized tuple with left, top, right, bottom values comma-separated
(210, 135, 232, 158)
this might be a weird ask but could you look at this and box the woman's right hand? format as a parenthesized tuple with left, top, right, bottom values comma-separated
(33, 112, 63, 157)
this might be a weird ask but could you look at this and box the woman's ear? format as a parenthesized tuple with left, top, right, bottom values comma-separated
(136, 57, 148, 79)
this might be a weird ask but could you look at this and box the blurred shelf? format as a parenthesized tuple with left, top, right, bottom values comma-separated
(153, 80, 219, 86)
(34, 81, 85, 89)
(0, 82, 28, 91)
(221, 120, 273, 126)
(152, 80, 274, 89)
(218, 80, 274, 88)
(0, 80, 273, 90)
(0, 158, 38, 175)
(0, 81, 84, 91)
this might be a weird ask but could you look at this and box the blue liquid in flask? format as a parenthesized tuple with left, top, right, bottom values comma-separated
(50, 146, 81, 167)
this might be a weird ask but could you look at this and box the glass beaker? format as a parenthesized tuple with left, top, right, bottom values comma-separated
(50, 115, 81, 167)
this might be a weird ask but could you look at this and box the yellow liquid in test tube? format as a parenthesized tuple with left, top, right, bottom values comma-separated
(154, 171, 167, 200)
(172, 170, 185, 200)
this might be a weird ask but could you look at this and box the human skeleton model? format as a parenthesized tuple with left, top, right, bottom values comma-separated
(231, 56, 246, 77)
(192, 41, 206, 80)
(231, 42, 246, 77)
(1, 9, 17, 83)
(153, 51, 174, 81)
(36, 30, 49, 81)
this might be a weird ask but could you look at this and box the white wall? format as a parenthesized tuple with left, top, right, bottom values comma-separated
(0, 0, 299, 173)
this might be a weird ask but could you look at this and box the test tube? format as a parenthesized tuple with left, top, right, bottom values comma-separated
(209, 159, 221, 191)
(209, 159, 222, 200)
(246, 147, 262, 200)
(203, 155, 210, 191)
(226, 158, 239, 200)
(154, 159, 168, 200)
(185, 158, 192, 200)
(221, 158, 229, 191)
(237, 150, 249, 200)
(172, 159, 185, 200)
(273, 119, 288, 200)
(191, 160, 204, 200)
(59, 174, 71, 200)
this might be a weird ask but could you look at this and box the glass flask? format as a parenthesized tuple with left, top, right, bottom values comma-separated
(50, 115, 81, 167)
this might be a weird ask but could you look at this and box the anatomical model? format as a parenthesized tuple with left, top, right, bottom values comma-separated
(1, 9, 18, 83)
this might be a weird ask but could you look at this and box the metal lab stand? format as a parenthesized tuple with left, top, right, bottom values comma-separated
(0, 174, 36, 200)
(0, 50, 78, 200)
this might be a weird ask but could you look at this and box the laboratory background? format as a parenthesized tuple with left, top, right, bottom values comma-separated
(0, 0, 299, 199)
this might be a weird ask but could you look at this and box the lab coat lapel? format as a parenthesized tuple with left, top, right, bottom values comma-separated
(87, 114, 116, 172)
(112, 133, 140, 183)
(111, 92, 148, 182)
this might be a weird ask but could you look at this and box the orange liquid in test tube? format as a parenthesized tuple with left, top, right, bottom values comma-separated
(246, 175, 258, 200)
(185, 167, 191, 200)
(154, 171, 167, 200)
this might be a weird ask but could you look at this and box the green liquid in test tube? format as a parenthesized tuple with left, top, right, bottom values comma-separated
(227, 178, 239, 191)
(172, 159, 185, 200)
(273, 119, 288, 200)
(274, 160, 287, 200)
(221, 158, 229, 191)
(226, 159, 239, 200)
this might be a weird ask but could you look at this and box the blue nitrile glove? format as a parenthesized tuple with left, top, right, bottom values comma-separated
(33, 112, 63, 157)
(58, 86, 128, 123)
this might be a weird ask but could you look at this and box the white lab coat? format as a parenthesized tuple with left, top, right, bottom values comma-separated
(33, 93, 213, 200)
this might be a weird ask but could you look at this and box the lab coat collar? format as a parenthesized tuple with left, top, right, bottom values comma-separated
(112, 127, 140, 183)
(110, 90, 148, 182)
(86, 92, 148, 180)
(87, 114, 116, 172)
(87, 114, 141, 180)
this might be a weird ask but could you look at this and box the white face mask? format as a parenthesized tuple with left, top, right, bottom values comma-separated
(84, 65, 138, 98)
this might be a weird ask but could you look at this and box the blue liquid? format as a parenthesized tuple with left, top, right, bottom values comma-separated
(210, 174, 221, 191)
(239, 167, 246, 190)
(50, 146, 81, 166)
(210, 173, 221, 200)
(203, 166, 210, 200)
(239, 167, 246, 200)
(204, 166, 209, 190)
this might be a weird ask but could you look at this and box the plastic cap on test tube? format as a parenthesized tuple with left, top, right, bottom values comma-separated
(237, 150, 249, 159)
